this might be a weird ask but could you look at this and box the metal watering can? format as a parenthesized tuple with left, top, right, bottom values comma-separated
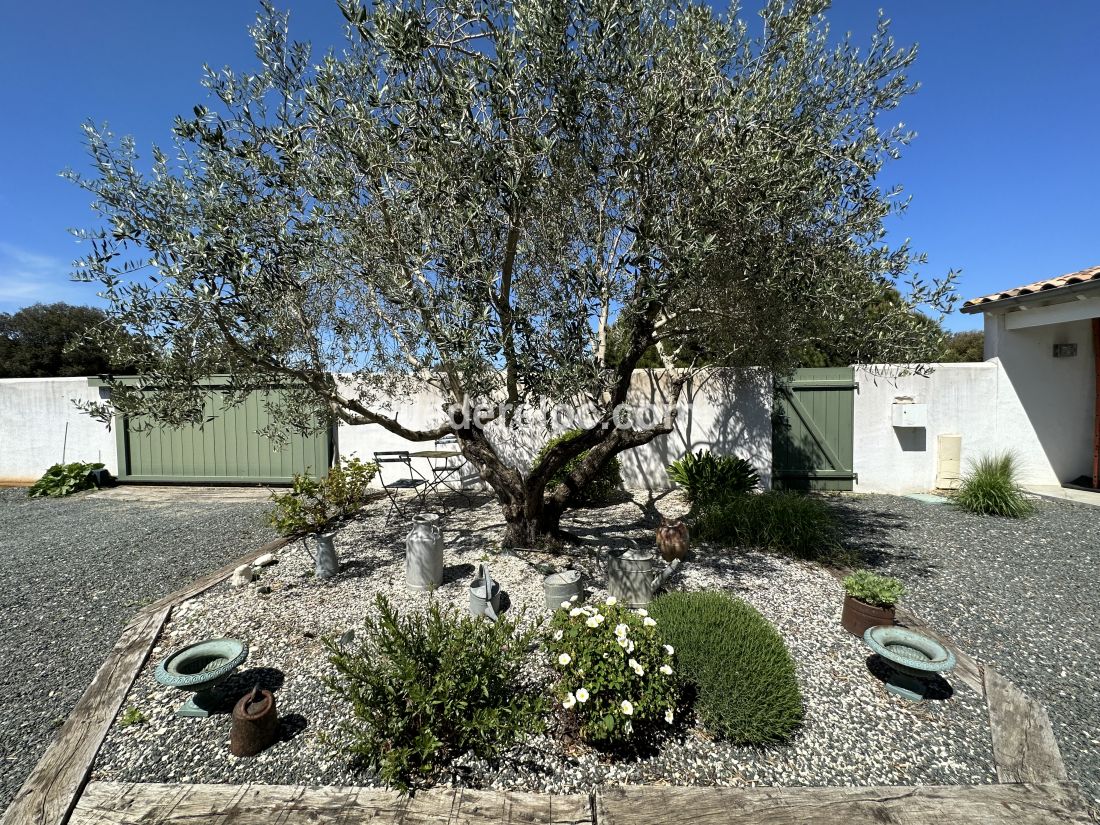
(543, 570, 583, 609)
(304, 532, 339, 579)
(605, 547, 681, 607)
(469, 562, 501, 621)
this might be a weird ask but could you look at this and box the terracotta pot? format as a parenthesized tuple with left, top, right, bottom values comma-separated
(230, 686, 279, 757)
(655, 519, 690, 561)
(841, 595, 895, 637)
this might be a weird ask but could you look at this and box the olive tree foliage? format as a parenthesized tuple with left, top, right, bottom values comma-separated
(67, 0, 955, 545)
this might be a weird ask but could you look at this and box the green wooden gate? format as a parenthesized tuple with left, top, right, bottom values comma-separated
(116, 387, 331, 484)
(772, 367, 857, 491)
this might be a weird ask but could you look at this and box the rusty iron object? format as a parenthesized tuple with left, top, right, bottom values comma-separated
(230, 685, 279, 757)
(655, 518, 690, 562)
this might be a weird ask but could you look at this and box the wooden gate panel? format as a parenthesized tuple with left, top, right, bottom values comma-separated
(772, 367, 857, 491)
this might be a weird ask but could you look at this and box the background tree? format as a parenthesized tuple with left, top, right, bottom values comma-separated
(67, 0, 955, 546)
(940, 330, 984, 362)
(0, 302, 129, 378)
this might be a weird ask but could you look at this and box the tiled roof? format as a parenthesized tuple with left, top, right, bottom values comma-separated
(962, 265, 1100, 312)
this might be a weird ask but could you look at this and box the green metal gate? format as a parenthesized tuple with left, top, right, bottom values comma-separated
(115, 387, 331, 484)
(772, 367, 857, 491)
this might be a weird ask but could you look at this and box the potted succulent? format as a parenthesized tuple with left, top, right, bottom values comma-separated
(841, 570, 905, 637)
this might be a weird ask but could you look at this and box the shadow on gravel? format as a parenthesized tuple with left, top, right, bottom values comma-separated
(829, 498, 940, 579)
(865, 654, 954, 701)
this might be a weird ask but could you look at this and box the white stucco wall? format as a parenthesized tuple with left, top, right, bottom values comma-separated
(0, 378, 117, 483)
(984, 312, 1095, 483)
(852, 362, 1058, 494)
(335, 369, 773, 491)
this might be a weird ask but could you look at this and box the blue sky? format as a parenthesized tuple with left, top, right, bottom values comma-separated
(0, 1, 1097, 331)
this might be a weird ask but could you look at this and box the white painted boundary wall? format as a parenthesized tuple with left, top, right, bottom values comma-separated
(852, 361, 1058, 494)
(0, 377, 117, 483)
(336, 369, 773, 491)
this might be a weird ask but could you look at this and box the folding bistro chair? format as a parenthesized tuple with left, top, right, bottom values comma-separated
(424, 434, 474, 506)
(373, 451, 427, 522)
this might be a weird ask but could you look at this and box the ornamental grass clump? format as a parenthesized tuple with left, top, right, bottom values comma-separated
(545, 596, 680, 745)
(324, 596, 545, 792)
(954, 452, 1033, 518)
(649, 592, 803, 744)
(694, 491, 845, 563)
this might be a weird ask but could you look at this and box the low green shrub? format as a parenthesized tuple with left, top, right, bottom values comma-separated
(649, 591, 802, 744)
(324, 596, 545, 792)
(842, 570, 905, 607)
(535, 429, 622, 505)
(545, 597, 681, 745)
(666, 450, 759, 504)
(28, 461, 105, 498)
(954, 452, 1033, 518)
(267, 456, 378, 536)
(694, 491, 843, 562)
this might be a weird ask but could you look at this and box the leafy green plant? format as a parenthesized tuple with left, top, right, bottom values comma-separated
(842, 570, 905, 608)
(545, 596, 681, 745)
(694, 491, 845, 563)
(535, 429, 622, 505)
(954, 452, 1033, 518)
(28, 461, 105, 498)
(118, 706, 148, 727)
(649, 592, 802, 744)
(666, 450, 759, 503)
(324, 596, 545, 792)
(267, 456, 378, 536)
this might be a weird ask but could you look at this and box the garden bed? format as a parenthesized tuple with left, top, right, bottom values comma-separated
(91, 490, 996, 793)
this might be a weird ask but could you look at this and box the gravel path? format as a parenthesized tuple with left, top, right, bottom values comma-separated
(0, 487, 274, 811)
(834, 493, 1100, 811)
(92, 490, 995, 793)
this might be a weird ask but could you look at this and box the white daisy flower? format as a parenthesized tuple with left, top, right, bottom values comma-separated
(614, 623, 630, 638)
(569, 607, 586, 618)
(628, 658, 644, 676)
(659, 664, 673, 675)
(562, 692, 576, 709)
(560, 601, 571, 609)
(558, 653, 572, 666)
(626, 639, 635, 654)
(585, 616, 600, 628)
(592, 613, 606, 625)
(636, 608, 648, 617)
(616, 636, 630, 649)
(620, 700, 634, 716)
(570, 594, 580, 602)
(575, 687, 590, 703)
(605, 596, 618, 606)
(664, 644, 675, 655)
(553, 630, 563, 641)
(665, 708, 674, 724)
(624, 720, 633, 734)
(643, 616, 657, 627)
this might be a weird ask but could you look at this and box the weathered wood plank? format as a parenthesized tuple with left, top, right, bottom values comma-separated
(893, 605, 985, 697)
(985, 668, 1069, 784)
(0, 606, 172, 825)
(595, 782, 1090, 825)
(69, 782, 594, 825)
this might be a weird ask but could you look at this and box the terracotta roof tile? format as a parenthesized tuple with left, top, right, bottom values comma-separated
(962, 264, 1100, 311)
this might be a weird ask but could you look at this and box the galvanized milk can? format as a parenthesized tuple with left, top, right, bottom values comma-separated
(305, 531, 340, 579)
(543, 570, 583, 609)
(605, 547, 681, 607)
(469, 562, 501, 620)
(405, 514, 443, 591)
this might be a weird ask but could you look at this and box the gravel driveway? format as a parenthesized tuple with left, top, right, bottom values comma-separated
(835, 494, 1100, 810)
(0, 486, 274, 812)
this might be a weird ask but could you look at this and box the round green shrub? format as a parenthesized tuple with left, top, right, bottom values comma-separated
(534, 429, 622, 505)
(649, 591, 803, 744)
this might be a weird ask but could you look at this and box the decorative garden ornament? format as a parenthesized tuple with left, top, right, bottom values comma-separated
(304, 531, 339, 579)
(405, 514, 443, 591)
(655, 518, 690, 561)
(230, 685, 279, 757)
(543, 570, 583, 609)
(154, 638, 249, 718)
(863, 626, 956, 701)
(606, 547, 681, 608)
(469, 562, 501, 620)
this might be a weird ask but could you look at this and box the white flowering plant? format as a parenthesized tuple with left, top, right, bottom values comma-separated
(545, 596, 680, 744)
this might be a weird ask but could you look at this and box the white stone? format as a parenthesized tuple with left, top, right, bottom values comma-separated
(253, 552, 277, 568)
(231, 563, 254, 587)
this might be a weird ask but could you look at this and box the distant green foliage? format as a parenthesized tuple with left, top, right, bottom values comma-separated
(842, 570, 905, 608)
(324, 596, 544, 792)
(28, 461, 105, 498)
(940, 330, 984, 363)
(694, 491, 844, 562)
(649, 592, 802, 744)
(0, 302, 132, 378)
(666, 450, 759, 504)
(267, 457, 378, 535)
(535, 429, 622, 505)
(955, 452, 1033, 517)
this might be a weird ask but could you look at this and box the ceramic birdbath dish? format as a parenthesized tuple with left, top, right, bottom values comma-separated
(155, 638, 249, 718)
(863, 626, 955, 701)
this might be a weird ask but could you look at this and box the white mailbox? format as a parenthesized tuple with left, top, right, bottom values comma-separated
(892, 402, 927, 428)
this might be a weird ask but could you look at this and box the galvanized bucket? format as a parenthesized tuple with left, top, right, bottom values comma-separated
(469, 562, 501, 620)
(405, 514, 443, 592)
(543, 570, 583, 609)
(605, 547, 680, 607)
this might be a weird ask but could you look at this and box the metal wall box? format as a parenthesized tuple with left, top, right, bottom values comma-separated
(1053, 343, 1077, 358)
(892, 402, 927, 428)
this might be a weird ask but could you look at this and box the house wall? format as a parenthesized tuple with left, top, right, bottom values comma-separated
(0, 377, 117, 483)
(852, 361, 1058, 494)
(983, 312, 1095, 483)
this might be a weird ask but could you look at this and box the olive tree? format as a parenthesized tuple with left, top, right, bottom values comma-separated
(68, 0, 954, 546)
